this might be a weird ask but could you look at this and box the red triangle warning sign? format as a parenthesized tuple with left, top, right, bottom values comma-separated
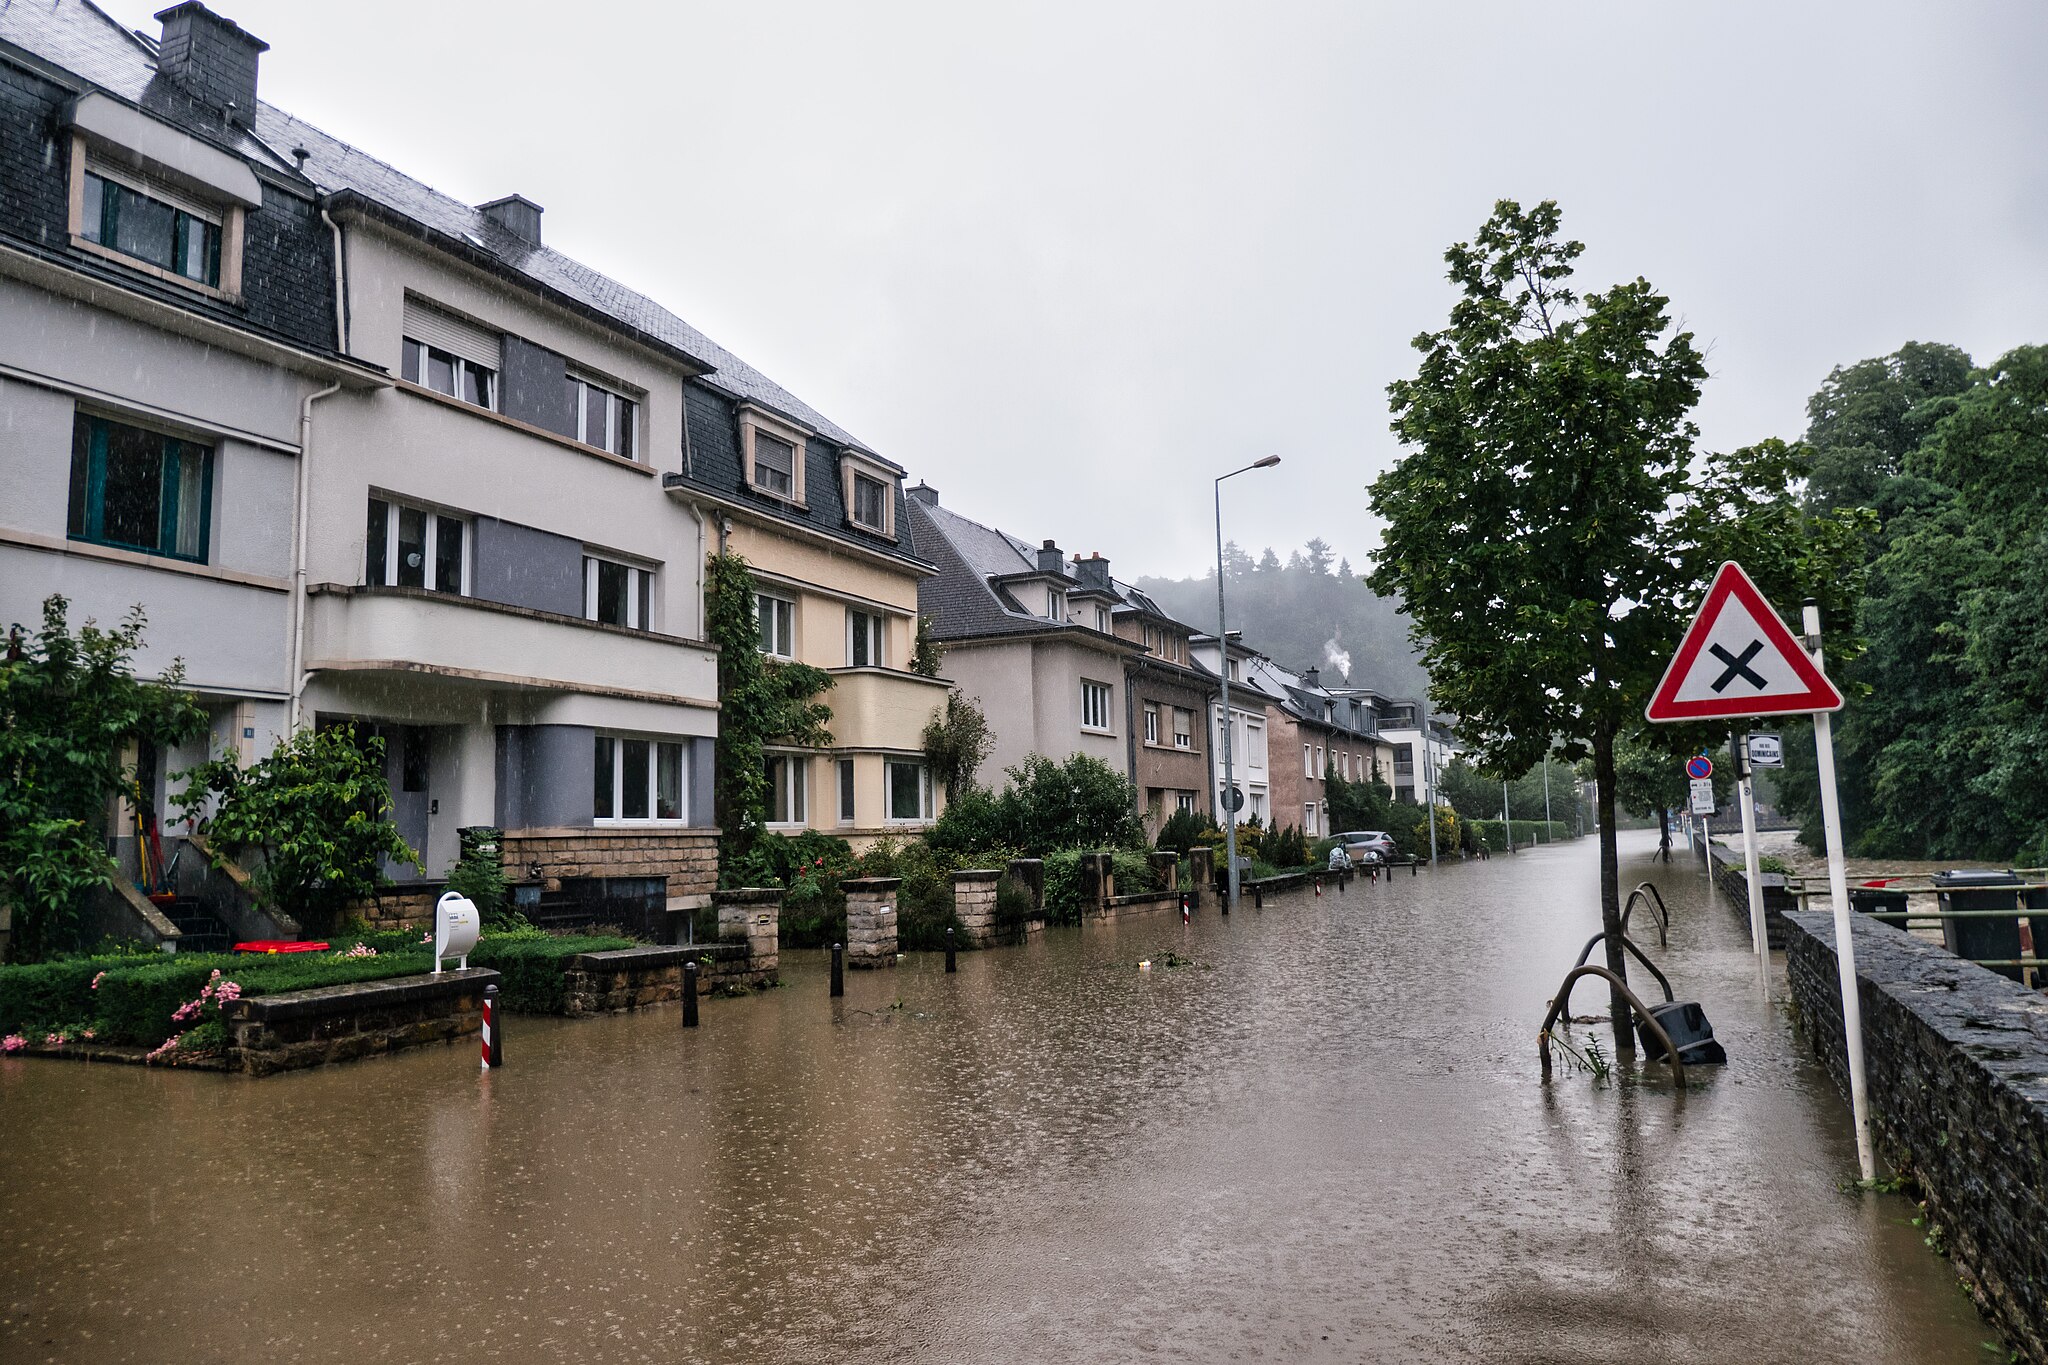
(1645, 562, 1844, 722)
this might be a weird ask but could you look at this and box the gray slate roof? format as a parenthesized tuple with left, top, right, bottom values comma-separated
(2, 0, 882, 454)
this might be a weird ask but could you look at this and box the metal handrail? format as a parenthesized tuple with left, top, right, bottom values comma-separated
(1572, 930, 1674, 1004)
(1621, 881, 1670, 948)
(1538, 965, 1688, 1089)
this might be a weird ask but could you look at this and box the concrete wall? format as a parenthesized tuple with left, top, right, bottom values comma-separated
(1785, 911, 2048, 1364)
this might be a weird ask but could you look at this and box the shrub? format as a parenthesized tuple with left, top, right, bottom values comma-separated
(444, 830, 511, 926)
(1154, 807, 1216, 856)
(469, 933, 635, 1013)
(1267, 824, 1310, 870)
(994, 877, 1035, 937)
(173, 725, 421, 933)
(1040, 847, 1155, 922)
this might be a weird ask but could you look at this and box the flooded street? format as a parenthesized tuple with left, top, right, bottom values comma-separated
(0, 830, 1992, 1363)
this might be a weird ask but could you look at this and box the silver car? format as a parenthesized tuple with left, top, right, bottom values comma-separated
(1333, 831, 1395, 864)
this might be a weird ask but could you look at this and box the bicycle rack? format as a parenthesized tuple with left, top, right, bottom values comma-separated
(1572, 930, 1674, 1004)
(1539, 965, 1688, 1089)
(1621, 881, 1670, 948)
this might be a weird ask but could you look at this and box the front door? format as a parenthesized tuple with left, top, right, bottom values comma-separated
(371, 723, 431, 878)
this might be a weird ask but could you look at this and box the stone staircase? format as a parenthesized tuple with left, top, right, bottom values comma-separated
(161, 897, 233, 954)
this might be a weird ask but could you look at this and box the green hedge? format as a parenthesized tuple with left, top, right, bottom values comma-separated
(1041, 848, 1156, 923)
(1465, 819, 1573, 851)
(468, 934, 635, 1013)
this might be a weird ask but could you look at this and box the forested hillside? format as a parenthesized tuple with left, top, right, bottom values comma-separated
(1133, 539, 1429, 698)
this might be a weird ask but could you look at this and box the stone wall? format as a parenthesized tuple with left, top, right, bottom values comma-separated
(1784, 910, 2048, 1363)
(561, 943, 759, 1016)
(501, 828, 718, 913)
(842, 877, 899, 968)
(712, 888, 781, 976)
(951, 870, 1001, 947)
(221, 968, 499, 1077)
(1704, 843, 1800, 946)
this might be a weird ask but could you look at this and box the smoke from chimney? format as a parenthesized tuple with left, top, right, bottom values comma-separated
(1323, 635, 1352, 681)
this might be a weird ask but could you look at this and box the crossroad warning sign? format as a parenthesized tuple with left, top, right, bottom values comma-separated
(1645, 562, 1844, 722)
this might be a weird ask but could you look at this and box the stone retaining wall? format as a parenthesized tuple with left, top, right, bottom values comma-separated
(562, 944, 758, 1016)
(501, 828, 718, 913)
(220, 968, 499, 1077)
(1784, 910, 2048, 1363)
(842, 877, 899, 968)
(1705, 843, 1800, 946)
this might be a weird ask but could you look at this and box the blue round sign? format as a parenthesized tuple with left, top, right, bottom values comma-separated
(1685, 755, 1713, 780)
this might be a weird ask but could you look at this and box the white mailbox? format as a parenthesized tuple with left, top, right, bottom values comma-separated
(433, 891, 480, 975)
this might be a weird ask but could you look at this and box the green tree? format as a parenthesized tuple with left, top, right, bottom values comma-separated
(922, 691, 993, 802)
(1803, 342, 1973, 514)
(909, 613, 946, 678)
(993, 752, 1146, 856)
(0, 597, 206, 960)
(704, 552, 834, 878)
(1367, 200, 1863, 1049)
(174, 725, 421, 933)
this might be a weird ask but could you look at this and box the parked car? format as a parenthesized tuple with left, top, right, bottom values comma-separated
(1333, 831, 1396, 865)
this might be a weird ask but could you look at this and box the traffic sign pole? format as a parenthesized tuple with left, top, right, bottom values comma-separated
(1805, 600, 1875, 1183)
(1732, 730, 1771, 995)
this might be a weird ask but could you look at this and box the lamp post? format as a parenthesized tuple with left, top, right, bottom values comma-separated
(1215, 455, 1281, 909)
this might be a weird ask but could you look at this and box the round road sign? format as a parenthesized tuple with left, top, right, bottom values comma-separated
(1221, 785, 1246, 813)
(1685, 755, 1713, 780)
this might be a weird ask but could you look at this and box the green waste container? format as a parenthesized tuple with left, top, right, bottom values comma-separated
(1930, 870, 2047, 983)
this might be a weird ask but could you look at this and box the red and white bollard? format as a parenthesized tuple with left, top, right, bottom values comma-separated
(480, 983, 502, 1069)
(1181, 892, 1191, 925)
(1315, 877, 1323, 897)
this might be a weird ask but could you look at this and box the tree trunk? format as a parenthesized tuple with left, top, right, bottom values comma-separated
(1591, 725, 1635, 1057)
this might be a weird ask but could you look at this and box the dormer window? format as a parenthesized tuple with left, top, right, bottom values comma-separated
(82, 171, 220, 286)
(740, 407, 810, 504)
(754, 434, 795, 496)
(853, 474, 886, 529)
(840, 453, 897, 536)
(1047, 589, 1066, 622)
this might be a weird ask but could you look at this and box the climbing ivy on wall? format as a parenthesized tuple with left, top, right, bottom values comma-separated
(704, 552, 833, 879)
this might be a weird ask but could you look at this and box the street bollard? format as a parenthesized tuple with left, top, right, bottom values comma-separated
(1181, 892, 1191, 925)
(1410, 859, 1418, 878)
(480, 983, 502, 1069)
(1253, 885, 1263, 909)
(831, 942, 844, 997)
(1315, 877, 1323, 898)
(945, 927, 956, 974)
(682, 959, 699, 1028)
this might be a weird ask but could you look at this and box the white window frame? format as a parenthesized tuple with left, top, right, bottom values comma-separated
(884, 759, 934, 824)
(1144, 703, 1160, 745)
(846, 607, 884, 668)
(1081, 679, 1112, 733)
(1047, 588, 1065, 622)
(584, 554, 651, 630)
(741, 407, 810, 504)
(1175, 791, 1196, 814)
(837, 757, 856, 826)
(1095, 605, 1110, 633)
(756, 591, 795, 658)
(402, 337, 497, 411)
(1304, 743, 1313, 779)
(366, 497, 470, 596)
(1173, 707, 1193, 750)
(569, 373, 638, 460)
(593, 733, 688, 826)
(849, 470, 890, 532)
(765, 752, 808, 827)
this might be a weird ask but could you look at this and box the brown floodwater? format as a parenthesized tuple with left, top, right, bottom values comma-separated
(0, 830, 1997, 1363)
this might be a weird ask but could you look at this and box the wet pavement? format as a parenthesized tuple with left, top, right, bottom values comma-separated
(0, 830, 1997, 1363)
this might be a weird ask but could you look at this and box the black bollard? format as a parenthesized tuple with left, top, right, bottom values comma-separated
(945, 926, 956, 974)
(481, 983, 502, 1069)
(830, 942, 844, 997)
(682, 958, 699, 1028)
(1253, 885, 1263, 909)
(1411, 858, 1418, 878)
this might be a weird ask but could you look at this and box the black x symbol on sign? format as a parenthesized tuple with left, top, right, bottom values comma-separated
(1709, 640, 1767, 692)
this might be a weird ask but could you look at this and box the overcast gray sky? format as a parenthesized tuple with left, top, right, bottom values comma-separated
(130, 0, 2048, 579)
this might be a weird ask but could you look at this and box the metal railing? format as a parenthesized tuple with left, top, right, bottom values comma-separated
(1786, 875, 2048, 977)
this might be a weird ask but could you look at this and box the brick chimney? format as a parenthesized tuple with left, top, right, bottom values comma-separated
(1036, 539, 1064, 575)
(155, 4, 267, 128)
(907, 482, 939, 507)
(479, 194, 544, 247)
(1072, 552, 1111, 590)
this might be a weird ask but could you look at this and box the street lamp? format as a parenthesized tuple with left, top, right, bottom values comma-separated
(1215, 455, 1280, 910)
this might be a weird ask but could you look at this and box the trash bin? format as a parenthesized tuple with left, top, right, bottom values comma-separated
(1848, 879, 1908, 921)
(1930, 870, 2044, 983)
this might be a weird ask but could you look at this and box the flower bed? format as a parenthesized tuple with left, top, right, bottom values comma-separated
(0, 929, 640, 1058)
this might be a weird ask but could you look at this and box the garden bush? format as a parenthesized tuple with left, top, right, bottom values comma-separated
(1040, 848, 1156, 922)
(1266, 824, 1310, 870)
(469, 934, 637, 1013)
(1154, 807, 1216, 856)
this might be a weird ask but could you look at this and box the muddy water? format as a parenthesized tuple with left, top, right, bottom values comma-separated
(0, 831, 1995, 1363)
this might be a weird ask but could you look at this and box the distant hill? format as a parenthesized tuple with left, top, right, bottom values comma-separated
(1133, 539, 1429, 699)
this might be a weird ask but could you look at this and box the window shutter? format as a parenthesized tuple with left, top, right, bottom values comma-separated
(403, 297, 502, 370)
(755, 433, 794, 479)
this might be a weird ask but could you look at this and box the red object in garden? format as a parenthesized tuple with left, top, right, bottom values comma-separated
(1858, 879, 1896, 888)
(233, 940, 331, 954)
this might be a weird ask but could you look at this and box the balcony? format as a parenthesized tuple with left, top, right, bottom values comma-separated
(824, 666, 951, 752)
(305, 585, 716, 705)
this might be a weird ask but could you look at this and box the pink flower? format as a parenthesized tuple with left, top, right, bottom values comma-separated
(90, 971, 107, 990)
(145, 1036, 181, 1063)
(214, 981, 243, 1004)
(1, 1034, 26, 1054)
(171, 1000, 202, 1023)
(43, 1032, 63, 1048)
(81, 1029, 96, 1041)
